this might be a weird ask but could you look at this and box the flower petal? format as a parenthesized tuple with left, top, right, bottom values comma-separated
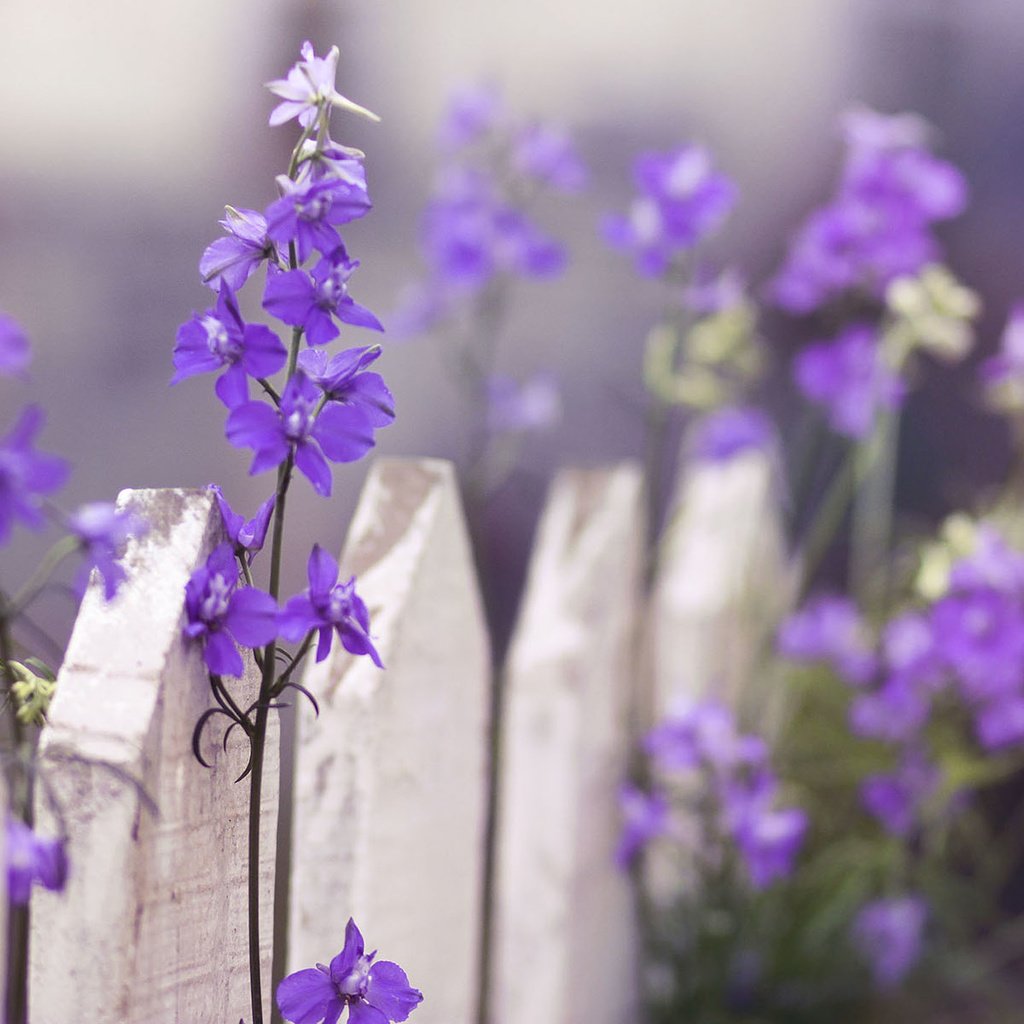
(204, 629, 244, 678)
(366, 961, 424, 1023)
(225, 587, 279, 647)
(276, 966, 340, 1024)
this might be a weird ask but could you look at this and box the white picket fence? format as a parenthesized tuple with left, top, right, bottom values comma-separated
(19, 446, 787, 1024)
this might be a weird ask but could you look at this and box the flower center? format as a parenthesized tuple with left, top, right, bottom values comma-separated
(328, 583, 353, 623)
(338, 956, 371, 998)
(201, 573, 233, 623)
(202, 315, 241, 362)
(283, 396, 316, 442)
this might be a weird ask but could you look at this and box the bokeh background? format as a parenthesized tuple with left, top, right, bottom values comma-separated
(1, 0, 1023, 649)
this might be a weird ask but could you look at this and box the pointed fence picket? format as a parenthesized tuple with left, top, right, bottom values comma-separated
(15, 449, 790, 1023)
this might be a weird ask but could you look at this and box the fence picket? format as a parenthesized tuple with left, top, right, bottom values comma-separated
(288, 458, 491, 1024)
(491, 465, 644, 1024)
(28, 487, 278, 1024)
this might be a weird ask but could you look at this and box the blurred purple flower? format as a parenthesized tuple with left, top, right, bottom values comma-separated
(683, 266, 747, 316)
(881, 610, 941, 688)
(861, 750, 938, 837)
(0, 406, 68, 546)
(615, 783, 670, 869)
(200, 207, 277, 291)
(173, 282, 287, 408)
(974, 695, 1024, 751)
(690, 407, 774, 463)
(733, 805, 807, 889)
(486, 373, 561, 434)
(0, 313, 31, 378)
(208, 484, 275, 561)
(225, 372, 375, 497)
(6, 818, 67, 905)
(297, 346, 395, 426)
(263, 249, 382, 348)
(68, 501, 147, 600)
(277, 917, 422, 1024)
(279, 544, 382, 667)
(437, 84, 504, 150)
(603, 144, 737, 277)
(644, 700, 739, 773)
(777, 593, 876, 686)
(849, 676, 931, 744)
(512, 122, 587, 192)
(183, 543, 278, 678)
(852, 896, 927, 989)
(948, 524, 1024, 596)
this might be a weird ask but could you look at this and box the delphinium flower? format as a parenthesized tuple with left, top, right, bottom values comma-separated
(777, 593, 877, 686)
(183, 543, 278, 678)
(486, 372, 562, 435)
(689, 406, 774, 463)
(6, 817, 67, 905)
(207, 484, 275, 562)
(851, 896, 927, 989)
(0, 405, 69, 544)
(615, 783, 670, 869)
(860, 749, 938, 837)
(792, 324, 905, 439)
(771, 106, 967, 315)
(67, 501, 147, 599)
(199, 207, 277, 292)
(296, 346, 395, 426)
(0, 313, 31, 378)
(279, 544, 382, 667)
(277, 917, 422, 1024)
(602, 145, 737, 277)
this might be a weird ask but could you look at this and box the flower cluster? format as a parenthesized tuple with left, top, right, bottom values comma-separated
(771, 105, 968, 314)
(620, 701, 806, 889)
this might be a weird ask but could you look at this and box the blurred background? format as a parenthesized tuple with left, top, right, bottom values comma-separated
(1, 0, 1023, 648)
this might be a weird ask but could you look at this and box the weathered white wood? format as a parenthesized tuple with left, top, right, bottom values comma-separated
(650, 447, 792, 725)
(491, 465, 644, 1024)
(289, 459, 490, 1024)
(29, 487, 278, 1024)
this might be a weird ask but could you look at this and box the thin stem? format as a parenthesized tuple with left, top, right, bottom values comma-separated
(247, 699, 270, 1024)
(9, 534, 79, 616)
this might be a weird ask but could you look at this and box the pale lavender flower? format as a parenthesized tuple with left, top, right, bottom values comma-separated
(777, 593, 877, 686)
(68, 501, 147, 599)
(852, 896, 927, 989)
(948, 524, 1024, 596)
(279, 544, 382, 666)
(512, 122, 587, 192)
(183, 542, 278, 678)
(644, 700, 739, 773)
(690, 407, 774, 463)
(615, 783, 670, 869)
(0, 313, 30, 377)
(277, 918, 422, 1024)
(794, 324, 904, 439)
(437, 84, 504, 150)
(733, 805, 807, 889)
(0, 406, 69, 545)
(267, 41, 379, 128)
(199, 207, 277, 291)
(6, 818, 67, 905)
(881, 610, 941, 688)
(849, 676, 930, 743)
(486, 373, 561, 434)
(603, 144, 737, 277)
(974, 695, 1024, 751)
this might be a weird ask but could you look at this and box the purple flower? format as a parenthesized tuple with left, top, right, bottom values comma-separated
(295, 139, 368, 189)
(280, 545, 382, 666)
(603, 145, 737, 277)
(183, 543, 278, 677)
(974, 695, 1024, 751)
(208, 484, 275, 561)
(980, 304, 1024, 407)
(437, 84, 504, 150)
(486, 373, 561, 434)
(644, 700, 740, 773)
(263, 249, 382, 348)
(265, 175, 372, 265)
(948, 524, 1024, 596)
(794, 324, 904, 439)
(852, 896, 927, 989)
(267, 41, 379, 129)
(0, 406, 69, 545)
(225, 372, 375, 497)
(733, 805, 807, 889)
(881, 611, 941, 687)
(199, 207, 277, 291)
(777, 594, 876, 686)
(690, 407, 774, 463)
(297, 346, 395, 426)
(512, 122, 587, 192)
(277, 918, 422, 1024)
(849, 676, 930, 743)
(684, 266, 747, 316)
(172, 282, 287, 408)
(615, 783, 670, 869)
(68, 502, 147, 600)
(861, 750, 938, 837)
(0, 313, 31, 377)
(6, 817, 67, 905)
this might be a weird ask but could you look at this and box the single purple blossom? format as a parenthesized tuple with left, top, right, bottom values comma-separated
(615, 783, 670, 869)
(974, 695, 1024, 751)
(777, 594, 876, 686)
(6, 817, 67, 905)
(297, 346, 395, 426)
(603, 145, 737, 277)
(183, 543, 278, 678)
(881, 611, 941, 689)
(644, 700, 740, 773)
(486, 373, 561, 434)
(437, 84, 504, 150)
(263, 249, 382, 348)
(0, 313, 31, 377)
(267, 41, 379, 129)
(279, 545, 382, 666)
(0, 406, 69, 545)
(225, 372, 375, 497)
(172, 282, 287, 408)
(690, 407, 774, 463)
(295, 138, 368, 190)
(208, 484, 275, 561)
(794, 324, 904, 439)
(68, 501, 147, 600)
(199, 207, 277, 291)
(861, 750, 938, 837)
(277, 918, 422, 1024)
(852, 896, 927, 989)
(512, 122, 588, 192)
(265, 175, 372, 265)
(733, 805, 807, 889)
(849, 676, 931, 743)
